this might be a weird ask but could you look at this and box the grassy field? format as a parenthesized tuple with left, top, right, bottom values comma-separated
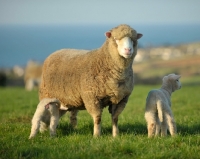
(0, 80, 200, 159)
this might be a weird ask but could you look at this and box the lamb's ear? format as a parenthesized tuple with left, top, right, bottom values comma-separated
(168, 74, 181, 80)
(174, 75, 181, 80)
(162, 76, 168, 82)
(177, 75, 181, 79)
(105, 32, 112, 38)
(137, 33, 143, 39)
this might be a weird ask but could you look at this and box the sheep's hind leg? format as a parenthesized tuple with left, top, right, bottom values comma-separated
(155, 116, 161, 136)
(165, 112, 177, 136)
(49, 103, 60, 137)
(39, 121, 49, 133)
(29, 116, 41, 139)
(160, 118, 167, 137)
(145, 112, 156, 138)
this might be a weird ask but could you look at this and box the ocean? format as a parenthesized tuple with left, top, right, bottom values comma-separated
(0, 24, 200, 68)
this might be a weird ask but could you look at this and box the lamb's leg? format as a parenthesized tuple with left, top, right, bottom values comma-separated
(29, 101, 48, 139)
(111, 96, 128, 137)
(29, 110, 44, 139)
(70, 110, 78, 128)
(155, 116, 161, 136)
(165, 112, 177, 136)
(49, 103, 60, 137)
(39, 121, 49, 133)
(160, 116, 167, 137)
(145, 112, 156, 138)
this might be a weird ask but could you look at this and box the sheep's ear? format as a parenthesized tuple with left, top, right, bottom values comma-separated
(105, 32, 112, 38)
(162, 76, 168, 82)
(174, 75, 181, 80)
(137, 33, 143, 39)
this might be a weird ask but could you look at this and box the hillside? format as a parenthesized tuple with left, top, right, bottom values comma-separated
(133, 42, 200, 84)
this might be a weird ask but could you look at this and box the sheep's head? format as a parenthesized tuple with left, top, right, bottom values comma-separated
(105, 24, 142, 59)
(162, 74, 182, 92)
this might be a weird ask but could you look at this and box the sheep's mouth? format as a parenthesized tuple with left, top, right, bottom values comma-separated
(123, 53, 132, 58)
(125, 52, 131, 55)
(124, 52, 132, 56)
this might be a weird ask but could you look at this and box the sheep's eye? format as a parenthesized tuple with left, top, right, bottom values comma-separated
(176, 79, 179, 82)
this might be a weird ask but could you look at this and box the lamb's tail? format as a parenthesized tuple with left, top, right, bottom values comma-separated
(157, 100, 163, 122)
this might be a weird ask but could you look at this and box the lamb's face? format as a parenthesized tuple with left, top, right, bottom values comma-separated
(115, 37, 134, 59)
(173, 76, 182, 91)
(163, 74, 182, 92)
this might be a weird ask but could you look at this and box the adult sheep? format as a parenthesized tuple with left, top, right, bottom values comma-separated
(39, 24, 143, 137)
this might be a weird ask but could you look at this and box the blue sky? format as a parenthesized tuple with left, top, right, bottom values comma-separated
(0, 0, 200, 26)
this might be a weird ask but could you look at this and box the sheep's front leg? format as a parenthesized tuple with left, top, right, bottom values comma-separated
(111, 96, 128, 137)
(84, 100, 102, 137)
(70, 109, 78, 128)
(92, 114, 102, 137)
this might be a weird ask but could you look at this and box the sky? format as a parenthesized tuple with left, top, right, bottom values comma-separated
(0, 0, 200, 26)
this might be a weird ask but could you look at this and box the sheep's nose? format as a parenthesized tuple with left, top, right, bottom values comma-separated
(124, 48, 131, 52)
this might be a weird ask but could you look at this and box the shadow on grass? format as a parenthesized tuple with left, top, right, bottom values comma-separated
(177, 123, 200, 135)
(58, 122, 147, 136)
(115, 122, 147, 135)
(58, 122, 200, 137)
(57, 122, 93, 136)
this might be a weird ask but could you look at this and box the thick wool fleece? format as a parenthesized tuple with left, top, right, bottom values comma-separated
(39, 25, 138, 107)
(39, 24, 141, 136)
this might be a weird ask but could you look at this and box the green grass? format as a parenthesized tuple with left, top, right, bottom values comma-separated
(0, 82, 200, 159)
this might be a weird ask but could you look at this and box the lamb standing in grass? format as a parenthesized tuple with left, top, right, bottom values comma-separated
(29, 98, 69, 139)
(145, 74, 181, 137)
(39, 24, 142, 137)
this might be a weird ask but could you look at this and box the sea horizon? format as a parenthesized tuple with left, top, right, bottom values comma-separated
(0, 23, 200, 68)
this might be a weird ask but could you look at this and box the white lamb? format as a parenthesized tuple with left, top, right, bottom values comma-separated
(29, 98, 69, 139)
(145, 73, 181, 137)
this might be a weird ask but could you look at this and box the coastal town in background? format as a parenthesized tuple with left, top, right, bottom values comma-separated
(0, 41, 199, 89)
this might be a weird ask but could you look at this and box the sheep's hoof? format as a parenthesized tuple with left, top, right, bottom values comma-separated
(50, 133, 57, 138)
(29, 136, 34, 139)
(93, 134, 101, 138)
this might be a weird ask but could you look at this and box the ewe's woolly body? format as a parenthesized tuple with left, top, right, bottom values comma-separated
(40, 25, 137, 106)
(39, 24, 142, 136)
